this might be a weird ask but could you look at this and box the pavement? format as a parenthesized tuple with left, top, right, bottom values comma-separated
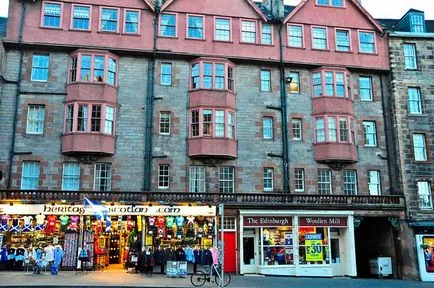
(0, 270, 433, 288)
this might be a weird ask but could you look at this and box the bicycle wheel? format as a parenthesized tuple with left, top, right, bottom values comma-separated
(191, 271, 207, 287)
(214, 272, 231, 287)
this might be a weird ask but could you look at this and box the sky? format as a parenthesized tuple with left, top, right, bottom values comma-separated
(0, 0, 433, 19)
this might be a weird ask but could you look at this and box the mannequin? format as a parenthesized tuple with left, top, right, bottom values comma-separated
(53, 245, 64, 268)
(44, 244, 55, 263)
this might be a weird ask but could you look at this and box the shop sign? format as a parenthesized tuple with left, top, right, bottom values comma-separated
(243, 216, 292, 227)
(305, 233, 323, 262)
(0, 204, 215, 216)
(299, 217, 347, 227)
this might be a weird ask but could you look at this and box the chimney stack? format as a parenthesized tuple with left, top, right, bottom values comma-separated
(262, 0, 284, 21)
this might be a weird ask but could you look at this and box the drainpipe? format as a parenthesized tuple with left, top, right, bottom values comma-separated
(7, 0, 25, 188)
(143, 4, 160, 191)
(278, 23, 290, 193)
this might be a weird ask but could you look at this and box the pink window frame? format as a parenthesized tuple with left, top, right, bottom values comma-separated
(190, 60, 236, 92)
(40, 1, 64, 29)
(186, 14, 205, 40)
(287, 24, 304, 48)
(214, 16, 232, 42)
(159, 12, 178, 38)
(260, 22, 273, 45)
(357, 29, 377, 54)
(70, 4, 92, 31)
(123, 9, 141, 35)
(311, 69, 351, 99)
(311, 25, 329, 50)
(189, 108, 236, 139)
(239, 19, 258, 44)
(334, 28, 352, 52)
(64, 102, 116, 135)
(313, 115, 354, 144)
(99, 6, 120, 33)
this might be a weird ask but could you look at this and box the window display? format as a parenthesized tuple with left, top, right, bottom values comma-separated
(298, 227, 330, 265)
(262, 227, 293, 265)
(423, 237, 434, 273)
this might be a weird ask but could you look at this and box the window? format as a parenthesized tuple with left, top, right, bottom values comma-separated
(158, 165, 169, 189)
(410, 14, 425, 33)
(328, 117, 337, 142)
(359, 76, 373, 101)
(190, 108, 234, 138)
(215, 64, 225, 89)
(94, 163, 111, 191)
(403, 44, 417, 69)
(408, 88, 422, 114)
(315, 118, 325, 142)
(413, 134, 427, 161)
(160, 63, 172, 85)
(191, 110, 199, 137)
(263, 117, 273, 139)
(294, 168, 305, 192)
(289, 72, 300, 93)
(336, 72, 345, 97)
(66, 103, 115, 134)
(215, 18, 231, 41)
(21, 162, 40, 190)
(66, 105, 74, 133)
(70, 56, 77, 82)
(80, 55, 91, 81)
(241, 20, 256, 43)
(191, 61, 235, 91)
(363, 121, 377, 147)
(94, 56, 104, 82)
(336, 30, 350, 51)
(343, 170, 357, 195)
(312, 72, 322, 96)
(292, 119, 302, 140)
(26, 105, 45, 134)
(159, 112, 171, 135)
(107, 58, 117, 86)
(219, 167, 234, 193)
(191, 63, 200, 89)
(91, 105, 101, 132)
(368, 170, 381, 195)
(203, 110, 212, 136)
(189, 166, 205, 192)
(228, 66, 234, 91)
(101, 8, 118, 32)
(261, 23, 272, 45)
(215, 110, 225, 137)
(359, 31, 375, 53)
(288, 25, 303, 48)
(332, 0, 344, 7)
(125, 10, 139, 34)
(316, 0, 344, 6)
(263, 168, 274, 191)
(77, 104, 88, 132)
(228, 112, 235, 139)
(339, 117, 348, 142)
(42, 2, 62, 28)
(418, 181, 432, 210)
(203, 63, 213, 89)
(62, 162, 80, 191)
(31, 54, 49, 82)
(104, 106, 114, 135)
(312, 27, 327, 49)
(325, 72, 334, 96)
(318, 169, 332, 194)
(187, 15, 204, 39)
(160, 13, 176, 37)
(260, 69, 271, 92)
(70, 53, 118, 86)
(72, 5, 90, 30)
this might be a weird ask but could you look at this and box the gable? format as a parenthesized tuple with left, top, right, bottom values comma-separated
(161, 0, 267, 20)
(285, 0, 383, 32)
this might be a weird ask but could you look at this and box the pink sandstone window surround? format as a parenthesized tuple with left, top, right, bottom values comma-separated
(41, 1, 63, 29)
(190, 108, 236, 139)
(311, 26, 329, 50)
(64, 103, 116, 135)
(123, 9, 141, 35)
(311, 68, 352, 99)
(99, 7, 120, 33)
(70, 4, 92, 31)
(314, 115, 355, 144)
(261, 23, 273, 45)
(159, 13, 178, 38)
(315, 0, 345, 8)
(186, 14, 205, 40)
(190, 60, 235, 92)
(214, 17, 232, 42)
(358, 30, 377, 54)
(69, 51, 118, 86)
(240, 19, 257, 44)
(287, 24, 304, 48)
(335, 28, 351, 52)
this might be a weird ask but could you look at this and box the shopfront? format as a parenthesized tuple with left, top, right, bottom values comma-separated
(411, 221, 434, 282)
(239, 210, 356, 277)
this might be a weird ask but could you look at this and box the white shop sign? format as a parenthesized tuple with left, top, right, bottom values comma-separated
(0, 204, 216, 216)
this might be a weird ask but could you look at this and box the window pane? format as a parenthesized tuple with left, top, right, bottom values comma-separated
(408, 88, 422, 114)
(188, 16, 203, 39)
(315, 118, 325, 142)
(368, 171, 381, 195)
(336, 30, 350, 51)
(158, 164, 170, 188)
(328, 117, 337, 142)
(43, 3, 61, 28)
(261, 70, 271, 92)
(359, 76, 372, 101)
(219, 167, 234, 193)
(292, 119, 302, 140)
(62, 162, 80, 191)
(94, 56, 105, 82)
(263, 168, 273, 191)
(80, 55, 92, 81)
(241, 21, 256, 43)
(359, 31, 375, 53)
(215, 18, 230, 41)
(418, 182, 432, 210)
(203, 109, 212, 136)
(289, 72, 300, 93)
(160, 14, 176, 37)
(343, 170, 357, 195)
(31, 54, 50, 81)
(73, 6, 90, 30)
(313, 27, 327, 49)
(288, 25, 303, 47)
(403, 44, 417, 69)
(313, 72, 322, 96)
(159, 112, 171, 134)
(94, 163, 112, 191)
(318, 169, 331, 194)
(325, 72, 334, 96)
(215, 110, 225, 137)
(104, 106, 114, 134)
(363, 121, 377, 147)
(262, 23, 272, 45)
(190, 166, 205, 192)
(413, 134, 427, 161)
(21, 162, 40, 190)
(101, 8, 118, 32)
(26, 105, 45, 134)
(125, 10, 139, 33)
(263, 117, 273, 139)
(294, 168, 304, 192)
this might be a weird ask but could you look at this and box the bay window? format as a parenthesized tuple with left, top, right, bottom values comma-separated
(190, 108, 236, 139)
(190, 61, 235, 91)
(69, 53, 118, 86)
(312, 70, 350, 98)
(315, 115, 355, 144)
(65, 103, 116, 135)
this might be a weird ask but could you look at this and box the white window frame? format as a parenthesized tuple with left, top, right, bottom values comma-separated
(158, 164, 170, 189)
(335, 29, 350, 52)
(62, 162, 80, 191)
(104, 106, 114, 135)
(261, 23, 272, 45)
(408, 87, 422, 115)
(410, 14, 424, 33)
(219, 166, 234, 193)
(294, 168, 305, 192)
(358, 31, 375, 54)
(292, 118, 302, 140)
(263, 117, 273, 139)
(403, 44, 417, 69)
(312, 26, 327, 50)
(31, 54, 50, 82)
(160, 63, 172, 85)
(413, 134, 427, 161)
(189, 166, 205, 193)
(94, 163, 112, 191)
(214, 17, 231, 41)
(359, 76, 373, 101)
(241, 20, 256, 43)
(160, 13, 177, 37)
(263, 168, 274, 192)
(318, 169, 332, 195)
(363, 121, 377, 147)
(187, 15, 204, 40)
(368, 170, 381, 195)
(418, 181, 433, 210)
(21, 161, 40, 190)
(289, 72, 300, 93)
(343, 170, 357, 195)
(159, 112, 171, 135)
(26, 105, 45, 135)
(288, 25, 303, 48)
(260, 69, 271, 92)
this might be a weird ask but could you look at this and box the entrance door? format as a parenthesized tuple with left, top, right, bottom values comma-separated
(331, 236, 344, 276)
(223, 232, 237, 273)
(241, 228, 258, 274)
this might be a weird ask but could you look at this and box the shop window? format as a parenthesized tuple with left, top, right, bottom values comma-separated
(261, 23, 272, 45)
(159, 112, 171, 135)
(72, 5, 91, 30)
(336, 29, 350, 51)
(343, 170, 357, 195)
(368, 170, 381, 195)
(288, 25, 303, 48)
(241, 20, 256, 43)
(312, 70, 349, 98)
(31, 54, 50, 82)
(408, 87, 422, 114)
(263, 168, 274, 192)
(189, 166, 205, 192)
(359, 31, 375, 53)
(318, 169, 332, 194)
(292, 118, 302, 140)
(418, 181, 432, 210)
(219, 166, 234, 193)
(289, 72, 300, 93)
(100, 8, 119, 32)
(262, 226, 294, 265)
(260, 69, 271, 92)
(363, 121, 377, 147)
(263, 117, 273, 140)
(21, 161, 40, 190)
(359, 76, 373, 101)
(42, 2, 62, 28)
(69, 53, 118, 86)
(413, 134, 427, 161)
(215, 18, 231, 41)
(298, 227, 330, 265)
(188, 15, 204, 39)
(158, 164, 169, 189)
(160, 13, 176, 37)
(124, 10, 140, 34)
(64, 103, 115, 135)
(312, 27, 327, 50)
(190, 61, 235, 91)
(294, 168, 305, 192)
(189, 108, 235, 139)
(94, 163, 111, 191)
(403, 44, 417, 69)
(26, 105, 45, 135)
(62, 162, 80, 191)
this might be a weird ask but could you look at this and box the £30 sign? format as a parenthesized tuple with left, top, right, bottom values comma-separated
(305, 234, 323, 262)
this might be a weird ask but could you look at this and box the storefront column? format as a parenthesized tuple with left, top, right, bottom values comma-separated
(293, 216, 300, 273)
(348, 215, 357, 276)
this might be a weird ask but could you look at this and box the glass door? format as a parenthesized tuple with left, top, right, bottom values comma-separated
(241, 228, 258, 274)
(331, 233, 344, 276)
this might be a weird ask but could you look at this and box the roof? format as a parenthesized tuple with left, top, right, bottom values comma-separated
(377, 18, 434, 33)
(0, 17, 7, 38)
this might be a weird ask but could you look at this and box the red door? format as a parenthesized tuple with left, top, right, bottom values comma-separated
(223, 232, 236, 273)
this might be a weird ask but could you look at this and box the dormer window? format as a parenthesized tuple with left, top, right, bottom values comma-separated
(316, 0, 344, 7)
(410, 14, 425, 33)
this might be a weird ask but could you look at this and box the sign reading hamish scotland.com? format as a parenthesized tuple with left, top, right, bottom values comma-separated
(299, 216, 347, 227)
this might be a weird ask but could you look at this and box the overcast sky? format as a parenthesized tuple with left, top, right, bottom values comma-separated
(0, 0, 433, 19)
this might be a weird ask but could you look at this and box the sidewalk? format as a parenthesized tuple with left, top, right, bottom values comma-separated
(0, 270, 432, 288)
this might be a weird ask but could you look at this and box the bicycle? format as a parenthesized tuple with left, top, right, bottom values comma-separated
(191, 264, 231, 287)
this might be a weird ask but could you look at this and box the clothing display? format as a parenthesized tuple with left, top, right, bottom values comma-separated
(67, 216, 79, 232)
(35, 214, 45, 231)
(44, 245, 55, 262)
(9, 218, 20, 233)
(22, 216, 33, 232)
(46, 216, 57, 234)
(0, 215, 10, 232)
(62, 233, 78, 270)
